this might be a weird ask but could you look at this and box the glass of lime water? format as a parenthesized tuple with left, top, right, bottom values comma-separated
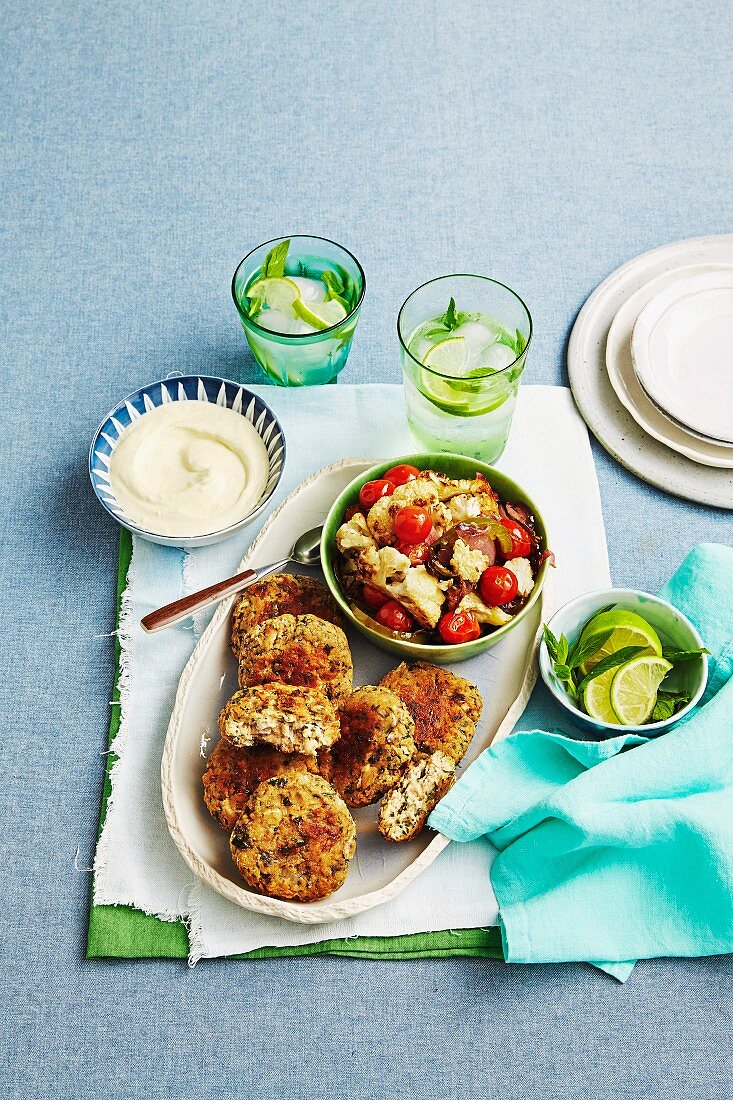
(398, 275, 532, 462)
(232, 235, 365, 386)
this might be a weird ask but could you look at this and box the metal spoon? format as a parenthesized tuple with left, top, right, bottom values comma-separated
(140, 525, 324, 634)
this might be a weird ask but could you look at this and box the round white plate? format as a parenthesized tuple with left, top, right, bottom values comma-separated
(568, 234, 733, 509)
(605, 263, 733, 469)
(162, 457, 547, 924)
(631, 270, 733, 444)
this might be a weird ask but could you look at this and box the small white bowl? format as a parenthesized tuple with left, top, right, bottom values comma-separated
(539, 588, 708, 736)
(89, 375, 286, 548)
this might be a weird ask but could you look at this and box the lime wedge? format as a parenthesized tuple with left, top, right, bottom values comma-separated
(583, 668, 622, 725)
(246, 276, 301, 315)
(577, 609, 662, 676)
(293, 297, 347, 330)
(609, 656, 673, 725)
(423, 336, 468, 374)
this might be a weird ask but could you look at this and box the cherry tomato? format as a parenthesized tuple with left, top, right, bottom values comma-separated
(384, 464, 420, 486)
(393, 506, 433, 544)
(344, 504, 363, 522)
(359, 479, 395, 510)
(395, 540, 430, 565)
(438, 609, 482, 645)
(362, 583, 389, 610)
(479, 565, 519, 606)
(375, 600, 415, 633)
(500, 518, 532, 558)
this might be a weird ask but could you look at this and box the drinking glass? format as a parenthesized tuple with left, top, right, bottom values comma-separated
(232, 235, 365, 386)
(398, 274, 532, 463)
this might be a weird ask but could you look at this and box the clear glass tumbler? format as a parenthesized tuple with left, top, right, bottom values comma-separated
(232, 235, 365, 386)
(398, 274, 532, 463)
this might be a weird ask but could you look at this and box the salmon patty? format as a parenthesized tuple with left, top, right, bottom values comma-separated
(218, 683, 340, 757)
(380, 661, 482, 763)
(203, 739, 327, 831)
(238, 614, 353, 703)
(230, 771, 356, 902)
(231, 573, 342, 661)
(331, 686, 416, 807)
(377, 750, 455, 843)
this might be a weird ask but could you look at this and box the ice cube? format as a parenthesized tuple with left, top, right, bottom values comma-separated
(256, 308, 315, 335)
(476, 342, 516, 371)
(290, 276, 326, 304)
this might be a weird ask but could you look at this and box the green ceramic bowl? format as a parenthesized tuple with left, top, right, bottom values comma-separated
(320, 453, 550, 663)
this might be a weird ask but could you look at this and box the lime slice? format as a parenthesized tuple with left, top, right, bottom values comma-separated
(293, 297, 347, 330)
(418, 338, 506, 417)
(423, 336, 468, 374)
(246, 276, 301, 315)
(583, 668, 621, 725)
(609, 656, 673, 725)
(577, 609, 662, 676)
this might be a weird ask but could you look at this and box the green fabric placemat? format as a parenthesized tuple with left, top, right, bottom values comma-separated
(86, 531, 503, 962)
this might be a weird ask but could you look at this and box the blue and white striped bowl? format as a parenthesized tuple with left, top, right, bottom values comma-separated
(89, 375, 286, 547)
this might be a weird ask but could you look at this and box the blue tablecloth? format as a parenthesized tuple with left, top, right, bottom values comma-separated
(1, 1, 732, 1097)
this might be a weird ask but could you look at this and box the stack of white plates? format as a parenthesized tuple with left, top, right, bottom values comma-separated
(568, 235, 733, 509)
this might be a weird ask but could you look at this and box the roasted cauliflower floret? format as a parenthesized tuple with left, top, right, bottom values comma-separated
(422, 471, 498, 504)
(366, 479, 440, 546)
(336, 512, 376, 554)
(504, 556, 535, 597)
(358, 548, 444, 629)
(358, 545, 412, 589)
(450, 538, 490, 583)
(446, 492, 500, 523)
(458, 591, 512, 627)
(394, 566, 447, 628)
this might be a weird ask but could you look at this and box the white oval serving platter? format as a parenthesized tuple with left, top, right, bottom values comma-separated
(605, 263, 733, 469)
(568, 233, 733, 509)
(631, 270, 733, 444)
(162, 457, 547, 924)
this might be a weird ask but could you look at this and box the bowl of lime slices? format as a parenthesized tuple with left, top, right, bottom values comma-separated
(539, 589, 708, 735)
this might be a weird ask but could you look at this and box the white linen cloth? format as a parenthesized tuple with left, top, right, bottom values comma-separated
(93, 384, 610, 961)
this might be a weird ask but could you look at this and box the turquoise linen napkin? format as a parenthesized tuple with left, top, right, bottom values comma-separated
(429, 544, 733, 981)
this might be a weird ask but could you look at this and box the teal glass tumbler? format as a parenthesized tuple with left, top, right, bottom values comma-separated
(232, 235, 365, 386)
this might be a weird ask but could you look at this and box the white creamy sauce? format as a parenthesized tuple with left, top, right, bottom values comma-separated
(109, 401, 270, 537)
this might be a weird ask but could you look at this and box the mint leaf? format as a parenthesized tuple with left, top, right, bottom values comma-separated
(567, 627, 614, 671)
(543, 625, 562, 664)
(321, 269, 349, 310)
(662, 647, 710, 663)
(514, 329, 526, 356)
(651, 689, 692, 722)
(441, 297, 459, 331)
(322, 269, 344, 297)
(575, 645, 647, 696)
(566, 606, 617, 665)
(262, 239, 290, 278)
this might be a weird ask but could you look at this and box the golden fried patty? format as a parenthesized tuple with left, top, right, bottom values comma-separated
(218, 683, 340, 756)
(230, 771, 356, 902)
(380, 661, 482, 763)
(238, 613, 353, 703)
(231, 574, 343, 662)
(331, 686, 416, 807)
(377, 750, 455, 843)
(202, 739, 327, 831)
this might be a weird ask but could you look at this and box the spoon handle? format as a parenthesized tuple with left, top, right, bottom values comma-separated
(140, 559, 290, 633)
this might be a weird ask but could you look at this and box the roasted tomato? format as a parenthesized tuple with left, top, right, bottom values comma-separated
(499, 518, 532, 558)
(438, 609, 481, 645)
(359, 479, 395, 509)
(362, 583, 389, 610)
(344, 503, 363, 522)
(393, 506, 433, 545)
(479, 565, 519, 606)
(383, 464, 420, 486)
(376, 600, 415, 633)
